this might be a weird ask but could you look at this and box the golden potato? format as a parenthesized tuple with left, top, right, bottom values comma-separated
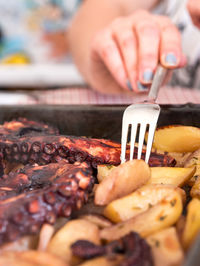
(190, 176, 200, 198)
(47, 219, 100, 263)
(147, 227, 184, 266)
(80, 214, 113, 228)
(79, 256, 122, 266)
(0, 250, 67, 266)
(150, 125, 200, 152)
(95, 160, 151, 206)
(101, 185, 183, 241)
(184, 149, 200, 186)
(149, 167, 195, 187)
(97, 165, 116, 183)
(104, 184, 184, 223)
(182, 198, 200, 250)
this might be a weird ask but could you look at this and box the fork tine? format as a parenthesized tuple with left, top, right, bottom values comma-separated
(121, 121, 129, 164)
(137, 123, 147, 160)
(130, 123, 138, 161)
(145, 122, 157, 163)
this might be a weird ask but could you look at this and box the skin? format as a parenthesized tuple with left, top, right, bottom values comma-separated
(68, 0, 186, 94)
(187, 0, 200, 29)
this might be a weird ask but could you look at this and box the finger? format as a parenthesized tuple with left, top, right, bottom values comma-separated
(158, 18, 182, 69)
(179, 54, 187, 68)
(92, 29, 128, 91)
(187, 0, 200, 28)
(113, 25, 138, 92)
(136, 19, 160, 87)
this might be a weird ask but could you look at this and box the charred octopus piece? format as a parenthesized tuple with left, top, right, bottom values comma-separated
(71, 232, 154, 266)
(0, 161, 94, 244)
(0, 118, 58, 139)
(1, 135, 176, 169)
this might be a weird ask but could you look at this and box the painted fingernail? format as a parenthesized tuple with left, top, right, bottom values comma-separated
(164, 53, 178, 66)
(126, 79, 134, 91)
(137, 81, 149, 91)
(143, 70, 154, 83)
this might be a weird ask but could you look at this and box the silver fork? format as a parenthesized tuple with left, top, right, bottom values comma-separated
(120, 65, 167, 164)
(120, 0, 187, 164)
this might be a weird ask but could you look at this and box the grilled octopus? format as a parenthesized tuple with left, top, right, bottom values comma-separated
(0, 118, 175, 245)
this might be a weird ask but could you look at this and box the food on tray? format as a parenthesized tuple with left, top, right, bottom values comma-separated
(146, 227, 184, 266)
(149, 167, 195, 186)
(182, 198, 200, 250)
(47, 219, 100, 263)
(150, 125, 200, 152)
(103, 185, 184, 223)
(71, 232, 153, 266)
(0, 250, 67, 266)
(0, 119, 200, 265)
(184, 149, 200, 187)
(100, 185, 183, 240)
(97, 164, 195, 186)
(0, 161, 94, 244)
(95, 160, 151, 205)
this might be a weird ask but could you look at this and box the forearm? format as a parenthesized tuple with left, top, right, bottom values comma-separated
(68, 0, 159, 80)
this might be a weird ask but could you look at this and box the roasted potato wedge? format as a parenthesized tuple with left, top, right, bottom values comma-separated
(97, 165, 116, 183)
(184, 149, 200, 186)
(47, 219, 100, 263)
(101, 185, 183, 241)
(149, 167, 195, 187)
(79, 256, 123, 266)
(104, 184, 184, 223)
(146, 227, 184, 266)
(190, 176, 200, 198)
(80, 214, 113, 228)
(182, 198, 200, 250)
(0, 250, 67, 266)
(149, 125, 200, 152)
(97, 165, 194, 188)
(95, 160, 150, 206)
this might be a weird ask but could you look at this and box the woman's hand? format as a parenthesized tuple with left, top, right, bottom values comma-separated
(87, 10, 186, 94)
(188, 0, 200, 29)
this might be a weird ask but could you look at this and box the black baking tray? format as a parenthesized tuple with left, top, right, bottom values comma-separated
(0, 103, 200, 265)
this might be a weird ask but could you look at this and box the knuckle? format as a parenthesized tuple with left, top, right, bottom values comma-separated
(136, 19, 159, 35)
(120, 32, 134, 47)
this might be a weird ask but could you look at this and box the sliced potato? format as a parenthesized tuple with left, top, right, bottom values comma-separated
(0, 251, 67, 266)
(190, 176, 200, 198)
(149, 167, 195, 187)
(97, 165, 116, 183)
(182, 198, 200, 250)
(184, 149, 200, 186)
(104, 184, 184, 223)
(101, 185, 183, 241)
(146, 227, 184, 266)
(47, 219, 100, 263)
(81, 214, 113, 228)
(150, 125, 200, 152)
(79, 256, 122, 266)
(95, 160, 151, 206)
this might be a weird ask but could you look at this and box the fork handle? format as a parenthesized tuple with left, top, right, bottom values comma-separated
(147, 65, 168, 103)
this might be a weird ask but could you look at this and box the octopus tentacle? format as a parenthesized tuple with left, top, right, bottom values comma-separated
(0, 161, 94, 244)
(1, 135, 176, 168)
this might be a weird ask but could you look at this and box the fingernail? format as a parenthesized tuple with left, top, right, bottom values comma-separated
(126, 79, 134, 91)
(137, 81, 148, 91)
(143, 70, 154, 83)
(164, 53, 178, 66)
